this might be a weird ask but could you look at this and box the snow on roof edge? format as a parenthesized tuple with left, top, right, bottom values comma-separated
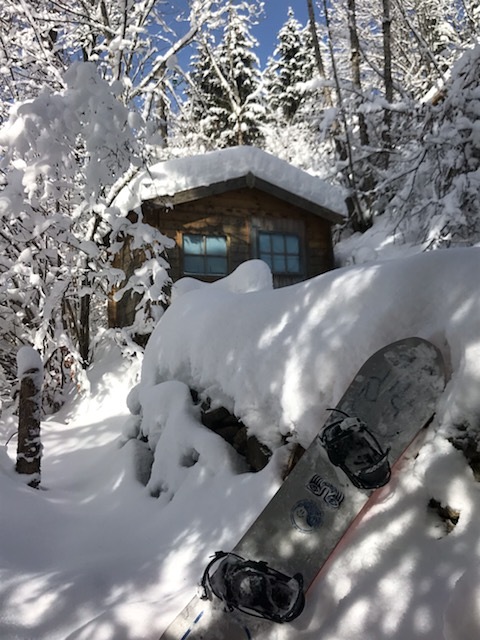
(114, 146, 347, 219)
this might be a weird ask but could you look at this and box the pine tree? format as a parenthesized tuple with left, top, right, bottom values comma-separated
(181, 1, 264, 149)
(261, 9, 335, 173)
(264, 9, 316, 124)
(182, 36, 227, 149)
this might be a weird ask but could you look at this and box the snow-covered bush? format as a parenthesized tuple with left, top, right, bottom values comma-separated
(0, 62, 171, 408)
(383, 44, 480, 249)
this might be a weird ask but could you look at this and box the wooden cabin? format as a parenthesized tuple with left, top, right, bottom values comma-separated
(109, 147, 346, 328)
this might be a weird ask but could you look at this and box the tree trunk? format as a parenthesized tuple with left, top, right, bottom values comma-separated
(155, 66, 169, 146)
(306, 0, 326, 77)
(348, 0, 369, 146)
(306, 0, 333, 107)
(78, 293, 91, 367)
(320, 0, 368, 231)
(16, 347, 43, 488)
(382, 0, 393, 155)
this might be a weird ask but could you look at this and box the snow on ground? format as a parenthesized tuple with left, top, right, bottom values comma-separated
(137, 248, 480, 451)
(2, 248, 480, 639)
(334, 214, 426, 266)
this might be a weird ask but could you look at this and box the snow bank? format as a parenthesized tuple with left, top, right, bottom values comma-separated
(3, 249, 480, 640)
(113, 146, 347, 218)
(137, 248, 480, 450)
(171, 258, 273, 301)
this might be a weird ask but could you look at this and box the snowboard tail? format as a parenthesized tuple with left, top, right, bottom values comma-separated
(159, 337, 446, 639)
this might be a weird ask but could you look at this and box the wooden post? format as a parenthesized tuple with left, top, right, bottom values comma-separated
(16, 347, 43, 488)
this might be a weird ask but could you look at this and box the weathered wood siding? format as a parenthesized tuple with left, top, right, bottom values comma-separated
(109, 186, 336, 328)
(142, 187, 334, 285)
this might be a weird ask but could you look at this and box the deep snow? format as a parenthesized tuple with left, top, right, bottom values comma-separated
(113, 146, 347, 219)
(2, 247, 480, 640)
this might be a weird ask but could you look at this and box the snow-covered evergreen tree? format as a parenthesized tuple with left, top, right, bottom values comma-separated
(180, 35, 227, 150)
(261, 10, 334, 175)
(179, 0, 264, 149)
(264, 9, 316, 124)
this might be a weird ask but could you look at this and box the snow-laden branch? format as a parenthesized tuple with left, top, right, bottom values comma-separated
(0, 61, 171, 400)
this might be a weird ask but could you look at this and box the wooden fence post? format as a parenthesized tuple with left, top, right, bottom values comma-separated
(16, 347, 43, 488)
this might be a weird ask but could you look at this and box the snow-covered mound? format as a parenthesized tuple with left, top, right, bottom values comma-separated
(2, 249, 480, 640)
(171, 258, 273, 300)
(134, 248, 480, 452)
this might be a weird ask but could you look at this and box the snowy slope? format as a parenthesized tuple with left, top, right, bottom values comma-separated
(1, 249, 480, 640)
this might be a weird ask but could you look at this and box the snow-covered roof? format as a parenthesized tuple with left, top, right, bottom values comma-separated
(114, 146, 347, 223)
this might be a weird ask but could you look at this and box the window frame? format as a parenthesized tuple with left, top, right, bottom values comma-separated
(257, 231, 303, 276)
(182, 232, 228, 276)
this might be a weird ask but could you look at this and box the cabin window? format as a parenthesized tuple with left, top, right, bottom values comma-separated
(183, 233, 228, 275)
(258, 232, 302, 275)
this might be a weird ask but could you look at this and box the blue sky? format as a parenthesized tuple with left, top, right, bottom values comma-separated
(173, 1, 310, 70)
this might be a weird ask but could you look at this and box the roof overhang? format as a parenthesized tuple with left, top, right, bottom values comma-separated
(146, 172, 344, 225)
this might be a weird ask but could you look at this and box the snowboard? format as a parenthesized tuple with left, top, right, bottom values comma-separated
(159, 337, 446, 640)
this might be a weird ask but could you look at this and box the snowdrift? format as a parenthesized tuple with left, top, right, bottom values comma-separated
(2, 248, 480, 640)
(134, 248, 480, 451)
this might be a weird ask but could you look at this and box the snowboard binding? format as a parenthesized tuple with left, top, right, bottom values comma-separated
(200, 551, 305, 623)
(321, 409, 391, 490)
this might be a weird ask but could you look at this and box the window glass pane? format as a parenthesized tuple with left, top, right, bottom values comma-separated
(184, 255, 204, 274)
(205, 236, 227, 256)
(286, 255, 300, 273)
(184, 235, 203, 255)
(272, 234, 285, 254)
(286, 235, 299, 254)
(183, 234, 228, 275)
(258, 233, 271, 253)
(205, 256, 227, 275)
(273, 254, 286, 273)
(257, 232, 302, 274)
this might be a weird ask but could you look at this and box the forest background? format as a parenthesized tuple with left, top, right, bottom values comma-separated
(1, 0, 480, 412)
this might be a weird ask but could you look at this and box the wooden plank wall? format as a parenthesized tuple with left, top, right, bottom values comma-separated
(142, 187, 334, 284)
(109, 187, 335, 328)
